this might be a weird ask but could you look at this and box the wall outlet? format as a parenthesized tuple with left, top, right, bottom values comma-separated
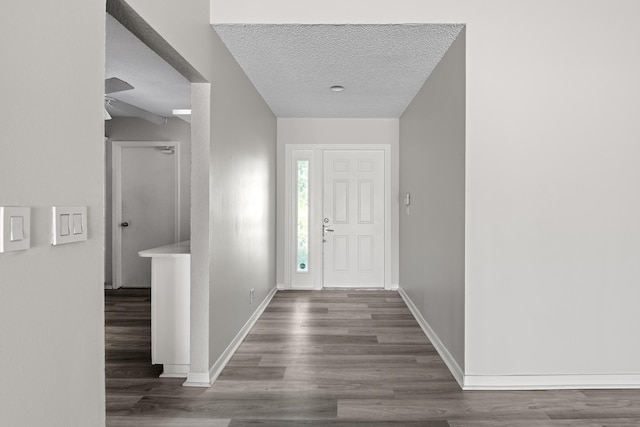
(250, 288, 255, 304)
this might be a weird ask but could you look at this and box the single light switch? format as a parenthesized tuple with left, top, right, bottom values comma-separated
(0, 207, 31, 253)
(73, 213, 83, 235)
(60, 214, 71, 236)
(52, 207, 87, 245)
(10, 216, 24, 242)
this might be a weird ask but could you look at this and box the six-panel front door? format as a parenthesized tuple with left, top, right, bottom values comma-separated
(322, 150, 385, 288)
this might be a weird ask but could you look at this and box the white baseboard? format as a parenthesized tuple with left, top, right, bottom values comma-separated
(277, 283, 286, 290)
(397, 289, 640, 391)
(464, 374, 640, 390)
(182, 286, 278, 388)
(183, 372, 211, 387)
(398, 287, 464, 388)
(160, 364, 189, 378)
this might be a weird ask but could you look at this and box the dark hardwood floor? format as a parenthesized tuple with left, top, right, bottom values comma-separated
(106, 289, 640, 426)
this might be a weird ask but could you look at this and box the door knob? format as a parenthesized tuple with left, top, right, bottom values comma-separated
(120, 222, 129, 227)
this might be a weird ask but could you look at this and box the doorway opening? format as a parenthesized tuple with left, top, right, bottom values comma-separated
(104, 2, 195, 289)
(104, 0, 211, 396)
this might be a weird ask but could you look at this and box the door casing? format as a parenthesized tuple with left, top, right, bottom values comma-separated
(284, 144, 392, 290)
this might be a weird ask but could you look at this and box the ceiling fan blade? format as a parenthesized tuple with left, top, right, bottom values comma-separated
(105, 77, 134, 94)
(105, 97, 167, 125)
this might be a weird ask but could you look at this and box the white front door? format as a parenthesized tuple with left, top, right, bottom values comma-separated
(322, 149, 385, 288)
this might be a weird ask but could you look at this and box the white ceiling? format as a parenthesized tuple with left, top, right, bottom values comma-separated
(105, 14, 191, 118)
(214, 24, 464, 118)
(105, 18, 463, 120)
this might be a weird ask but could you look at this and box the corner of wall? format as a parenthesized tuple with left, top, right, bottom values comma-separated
(398, 287, 464, 388)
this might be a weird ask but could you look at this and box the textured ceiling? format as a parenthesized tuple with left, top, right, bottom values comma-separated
(214, 24, 464, 118)
(105, 14, 191, 118)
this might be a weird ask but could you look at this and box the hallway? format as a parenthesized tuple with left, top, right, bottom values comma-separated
(106, 289, 640, 426)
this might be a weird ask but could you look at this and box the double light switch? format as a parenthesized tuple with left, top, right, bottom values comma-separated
(0, 206, 31, 253)
(52, 207, 87, 245)
(1, 206, 89, 252)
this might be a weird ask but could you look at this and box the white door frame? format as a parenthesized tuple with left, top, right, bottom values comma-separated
(112, 140, 181, 289)
(284, 144, 392, 290)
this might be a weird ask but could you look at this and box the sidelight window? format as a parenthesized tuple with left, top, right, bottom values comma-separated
(296, 160, 310, 273)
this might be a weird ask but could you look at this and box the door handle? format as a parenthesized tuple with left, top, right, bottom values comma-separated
(120, 222, 129, 227)
(322, 218, 333, 241)
(322, 224, 334, 237)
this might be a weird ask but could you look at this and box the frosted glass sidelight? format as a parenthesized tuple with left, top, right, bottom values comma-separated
(296, 160, 310, 273)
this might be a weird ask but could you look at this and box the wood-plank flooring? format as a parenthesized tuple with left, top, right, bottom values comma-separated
(106, 289, 640, 426)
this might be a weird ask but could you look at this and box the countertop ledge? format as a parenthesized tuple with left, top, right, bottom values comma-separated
(139, 241, 190, 258)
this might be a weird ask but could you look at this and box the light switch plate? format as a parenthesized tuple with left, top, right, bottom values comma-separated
(52, 206, 87, 245)
(0, 207, 31, 253)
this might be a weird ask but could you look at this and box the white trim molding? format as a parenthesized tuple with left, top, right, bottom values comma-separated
(463, 375, 640, 390)
(183, 286, 278, 387)
(398, 287, 464, 388)
(183, 372, 210, 388)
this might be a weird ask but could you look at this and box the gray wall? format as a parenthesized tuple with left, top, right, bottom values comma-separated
(0, 2, 105, 426)
(207, 31, 277, 369)
(124, 0, 277, 376)
(105, 117, 192, 286)
(399, 29, 466, 370)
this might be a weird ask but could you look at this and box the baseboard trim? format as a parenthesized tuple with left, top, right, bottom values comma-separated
(464, 374, 640, 390)
(397, 289, 640, 391)
(160, 363, 189, 378)
(183, 372, 210, 387)
(197, 286, 278, 387)
(398, 287, 464, 388)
